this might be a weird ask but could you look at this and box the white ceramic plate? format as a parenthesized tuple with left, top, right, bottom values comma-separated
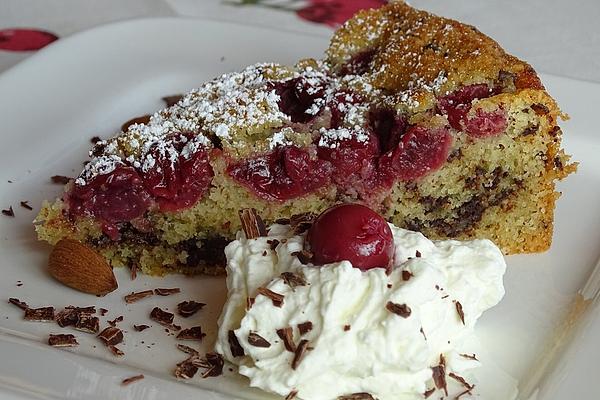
(0, 17, 598, 400)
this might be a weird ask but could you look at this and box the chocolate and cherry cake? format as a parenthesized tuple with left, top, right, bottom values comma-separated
(35, 2, 575, 275)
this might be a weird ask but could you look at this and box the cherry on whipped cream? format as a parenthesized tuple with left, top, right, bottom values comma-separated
(308, 203, 394, 271)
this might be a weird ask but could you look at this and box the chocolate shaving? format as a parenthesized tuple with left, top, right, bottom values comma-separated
(423, 388, 435, 398)
(55, 309, 78, 327)
(280, 271, 307, 290)
(99, 308, 108, 316)
(431, 354, 448, 396)
(239, 208, 267, 239)
(65, 305, 96, 314)
(177, 344, 199, 355)
(275, 217, 290, 225)
(386, 301, 411, 318)
(108, 315, 123, 327)
(98, 326, 124, 346)
(459, 353, 478, 361)
(109, 345, 125, 356)
(415, 250, 422, 257)
(291, 339, 310, 370)
(248, 332, 271, 348)
(267, 239, 280, 250)
(130, 263, 138, 280)
(2, 206, 14, 217)
(343, 324, 351, 331)
(228, 330, 245, 357)
(285, 390, 298, 400)
(48, 333, 78, 347)
(74, 315, 100, 333)
(20, 201, 33, 210)
(402, 270, 413, 281)
(420, 327, 427, 341)
(177, 326, 206, 341)
(133, 324, 150, 332)
(124, 290, 154, 304)
(121, 374, 144, 386)
(449, 372, 474, 390)
(8, 298, 28, 310)
(90, 136, 102, 144)
(455, 386, 476, 399)
(162, 94, 184, 107)
(455, 301, 465, 325)
(276, 327, 296, 352)
(154, 287, 181, 296)
(177, 300, 205, 317)
(175, 358, 199, 379)
(298, 321, 313, 335)
(256, 287, 284, 307)
(24, 306, 55, 322)
(337, 394, 375, 400)
(246, 297, 255, 310)
(289, 212, 315, 234)
(150, 307, 180, 330)
(51, 175, 70, 184)
(196, 352, 224, 378)
(121, 114, 151, 132)
(291, 250, 313, 265)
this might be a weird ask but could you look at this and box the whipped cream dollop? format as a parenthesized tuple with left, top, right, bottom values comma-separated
(215, 223, 506, 400)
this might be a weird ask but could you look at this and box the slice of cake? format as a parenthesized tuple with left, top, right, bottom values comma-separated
(35, 2, 575, 276)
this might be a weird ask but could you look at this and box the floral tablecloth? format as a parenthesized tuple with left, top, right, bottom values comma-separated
(1, 0, 600, 82)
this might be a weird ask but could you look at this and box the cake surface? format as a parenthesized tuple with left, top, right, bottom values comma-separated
(35, 2, 575, 275)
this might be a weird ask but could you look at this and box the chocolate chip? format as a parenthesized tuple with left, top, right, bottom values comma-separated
(19, 201, 32, 210)
(228, 330, 245, 357)
(48, 333, 78, 347)
(247, 332, 271, 348)
(291, 339, 311, 370)
(256, 287, 284, 307)
(239, 208, 267, 239)
(280, 271, 307, 290)
(177, 300, 205, 318)
(50, 175, 70, 184)
(124, 290, 154, 304)
(2, 206, 14, 217)
(154, 288, 181, 296)
(98, 326, 123, 346)
(24, 306, 55, 322)
(297, 321, 313, 335)
(385, 301, 411, 318)
(275, 327, 296, 352)
(177, 326, 206, 341)
(121, 374, 144, 386)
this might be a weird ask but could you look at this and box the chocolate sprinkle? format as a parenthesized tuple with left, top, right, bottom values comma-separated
(455, 301, 465, 325)
(247, 332, 271, 348)
(20, 201, 33, 210)
(239, 208, 267, 239)
(154, 287, 181, 296)
(162, 94, 184, 107)
(124, 290, 154, 304)
(98, 327, 123, 346)
(276, 327, 296, 352)
(177, 300, 205, 318)
(401, 270, 413, 281)
(291, 339, 310, 370)
(8, 298, 28, 310)
(51, 175, 70, 184)
(121, 374, 144, 386)
(48, 333, 78, 347)
(228, 330, 245, 357)
(337, 394, 375, 400)
(298, 321, 313, 335)
(24, 306, 55, 322)
(291, 250, 313, 265)
(2, 206, 14, 217)
(177, 326, 206, 341)
(133, 324, 150, 332)
(386, 301, 411, 318)
(280, 271, 307, 290)
(256, 287, 284, 307)
(108, 315, 123, 327)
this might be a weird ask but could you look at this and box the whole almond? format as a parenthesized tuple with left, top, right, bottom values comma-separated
(48, 239, 118, 295)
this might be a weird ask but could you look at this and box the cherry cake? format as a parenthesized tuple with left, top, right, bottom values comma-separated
(35, 2, 575, 275)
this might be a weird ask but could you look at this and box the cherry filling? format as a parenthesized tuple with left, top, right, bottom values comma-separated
(227, 146, 331, 201)
(67, 166, 152, 240)
(437, 84, 507, 137)
(67, 132, 214, 239)
(378, 125, 452, 183)
(271, 76, 327, 123)
(308, 203, 394, 271)
(338, 49, 377, 76)
(368, 108, 408, 154)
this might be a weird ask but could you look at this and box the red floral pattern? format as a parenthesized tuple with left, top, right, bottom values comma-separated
(296, 0, 387, 27)
(0, 28, 58, 51)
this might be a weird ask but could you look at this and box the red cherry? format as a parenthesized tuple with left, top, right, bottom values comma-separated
(308, 204, 394, 271)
